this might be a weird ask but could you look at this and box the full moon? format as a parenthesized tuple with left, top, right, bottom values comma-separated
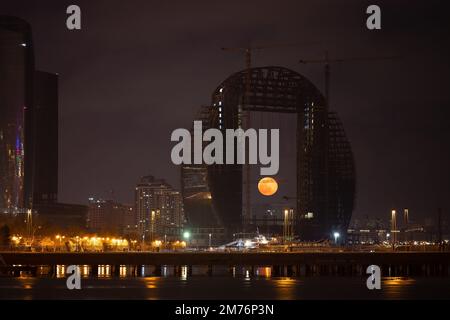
(258, 177, 278, 196)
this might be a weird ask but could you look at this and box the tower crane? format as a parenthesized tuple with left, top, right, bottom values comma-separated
(222, 42, 316, 112)
(299, 51, 400, 108)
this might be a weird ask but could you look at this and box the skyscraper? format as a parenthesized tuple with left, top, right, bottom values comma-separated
(1, 16, 85, 230)
(30, 68, 87, 230)
(33, 71, 58, 205)
(0, 16, 34, 213)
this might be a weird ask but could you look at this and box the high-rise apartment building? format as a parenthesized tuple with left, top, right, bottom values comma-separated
(135, 175, 184, 242)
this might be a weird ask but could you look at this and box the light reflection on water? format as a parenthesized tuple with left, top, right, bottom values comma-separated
(181, 266, 188, 280)
(273, 277, 298, 300)
(82, 265, 89, 277)
(383, 277, 417, 299)
(4, 266, 449, 299)
(3, 275, 449, 300)
(255, 267, 272, 278)
(143, 276, 160, 289)
(98, 265, 111, 278)
(56, 265, 65, 278)
(120, 265, 127, 278)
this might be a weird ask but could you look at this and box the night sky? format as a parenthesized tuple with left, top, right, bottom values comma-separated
(1, 0, 449, 222)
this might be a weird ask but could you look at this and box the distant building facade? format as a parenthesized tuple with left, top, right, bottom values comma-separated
(87, 198, 135, 234)
(34, 202, 88, 233)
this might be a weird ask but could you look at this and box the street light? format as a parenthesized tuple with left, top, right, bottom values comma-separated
(75, 236, 80, 252)
(55, 235, 64, 251)
(183, 231, 191, 248)
(150, 210, 156, 242)
(333, 232, 340, 245)
(26, 209, 32, 239)
(208, 233, 212, 247)
(283, 209, 293, 243)
(55, 235, 60, 252)
(391, 209, 397, 246)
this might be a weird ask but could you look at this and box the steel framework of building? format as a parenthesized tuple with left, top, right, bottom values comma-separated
(181, 66, 355, 240)
(180, 106, 221, 228)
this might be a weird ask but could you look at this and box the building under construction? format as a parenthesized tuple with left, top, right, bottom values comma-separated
(181, 66, 355, 241)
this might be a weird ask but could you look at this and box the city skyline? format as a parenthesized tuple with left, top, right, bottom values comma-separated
(0, 0, 449, 223)
(1, 1, 450, 305)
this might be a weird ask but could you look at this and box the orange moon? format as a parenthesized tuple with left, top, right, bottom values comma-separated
(258, 177, 278, 196)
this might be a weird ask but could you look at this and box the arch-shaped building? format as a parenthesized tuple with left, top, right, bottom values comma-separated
(182, 66, 355, 241)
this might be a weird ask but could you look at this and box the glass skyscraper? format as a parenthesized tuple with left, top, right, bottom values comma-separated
(0, 16, 34, 213)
